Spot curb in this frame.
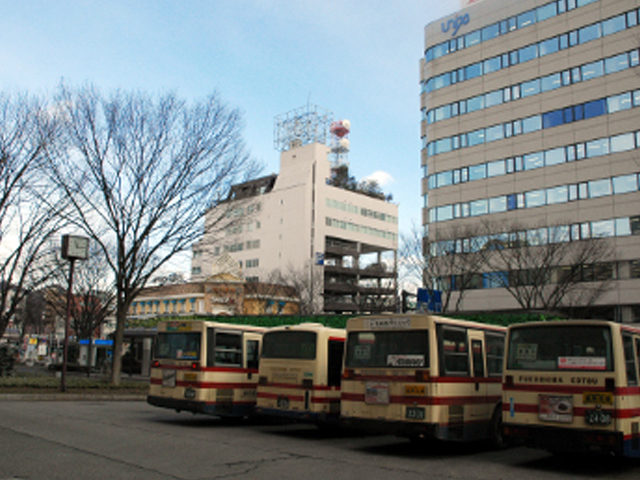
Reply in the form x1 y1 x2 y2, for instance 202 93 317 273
0 393 147 401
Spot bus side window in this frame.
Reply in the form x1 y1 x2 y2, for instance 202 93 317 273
486 333 505 377
246 339 259 370
328 340 344 387
215 332 242 367
623 335 638 386
207 328 216 367
471 339 485 378
440 326 469 377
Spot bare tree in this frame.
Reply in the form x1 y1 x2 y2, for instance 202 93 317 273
401 222 484 313
266 263 324 315
0 92 67 340
475 220 616 313
46 85 259 384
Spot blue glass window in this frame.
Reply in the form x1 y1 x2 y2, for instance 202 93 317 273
465 30 481 47
541 73 561 91
487 160 506 177
610 133 635 153
602 14 626 36
485 90 503 107
579 23 601 43
434 105 452 121
539 37 559 56
545 147 566 166
537 2 558 21
467 129 485 147
525 190 546 208
433 73 451 90
544 109 564 128
584 98 606 119
524 152 544 170
489 196 507 213
469 164 487 180
517 10 536 29
581 60 604 81
465 62 482 80
435 138 452 154
547 185 569 204
519 44 538 63
522 115 542 133
436 171 453 188
521 79 541 97
436 205 453 222
507 194 517 210
591 220 615 238
483 56 502 74
586 138 609 158
482 23 501 41
470 199 488 216
605 53 629 74
613 174 638 194
486 125 504 142
588 178 612 198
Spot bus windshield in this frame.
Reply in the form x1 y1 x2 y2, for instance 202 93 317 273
155 332 201 360
345 330 429 369
261 331 317 360
507 325 613 372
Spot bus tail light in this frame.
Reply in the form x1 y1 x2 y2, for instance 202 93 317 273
152 360 160 368
343 369 354 380
190 362 199 371
415 370 430 382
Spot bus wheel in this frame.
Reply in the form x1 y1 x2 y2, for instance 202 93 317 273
491 405 506 450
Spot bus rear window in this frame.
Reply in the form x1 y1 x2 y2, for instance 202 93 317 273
345 330 429 369
507 326 612 371
155 332 201 360
262 331 317 360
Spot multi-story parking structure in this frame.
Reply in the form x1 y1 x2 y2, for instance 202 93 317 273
422 0 640 320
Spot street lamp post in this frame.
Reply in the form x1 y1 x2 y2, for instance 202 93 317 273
60 235 89 393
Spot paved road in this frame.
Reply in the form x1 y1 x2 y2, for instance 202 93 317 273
1 400 639 480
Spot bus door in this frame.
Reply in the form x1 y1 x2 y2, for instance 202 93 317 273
468 331 489 419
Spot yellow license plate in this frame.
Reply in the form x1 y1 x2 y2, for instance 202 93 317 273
405 384 426 396
583 391 613 405
183 372 197 382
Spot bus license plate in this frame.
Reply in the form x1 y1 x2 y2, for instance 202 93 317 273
406 406 425 420
585 409 612 426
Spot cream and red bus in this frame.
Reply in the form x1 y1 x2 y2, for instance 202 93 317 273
341 314 506 444
255 323 345 425
503 320 640 457
148 320 265 417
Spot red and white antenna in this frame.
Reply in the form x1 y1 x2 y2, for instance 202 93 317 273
329 119 350 168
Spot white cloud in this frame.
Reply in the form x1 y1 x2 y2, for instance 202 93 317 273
363 170 395 187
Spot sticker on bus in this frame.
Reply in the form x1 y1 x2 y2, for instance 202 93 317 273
558 356 606 370
387 354 425 368
516 343 538 361
539 394 573 423
365 381 390 405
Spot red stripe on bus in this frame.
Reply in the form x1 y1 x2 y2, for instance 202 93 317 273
152 364 258 374
261 382 337 391
328 337 345 342
340 392 501 406
346 374 500 384
257 392 338 404
504 402 640 419
150 378 256 390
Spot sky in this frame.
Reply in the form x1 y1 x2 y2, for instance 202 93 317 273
0 0 458 236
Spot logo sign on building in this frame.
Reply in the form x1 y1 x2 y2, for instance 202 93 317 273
441 12 470 37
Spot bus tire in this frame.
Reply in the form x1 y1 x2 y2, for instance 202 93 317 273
491 404 506 450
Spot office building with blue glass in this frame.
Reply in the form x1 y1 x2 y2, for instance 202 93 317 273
421 0 640 320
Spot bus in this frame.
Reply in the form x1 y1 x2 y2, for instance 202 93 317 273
503 320 640 457
341 314 506 444
148 320 265 417
255 323 345 425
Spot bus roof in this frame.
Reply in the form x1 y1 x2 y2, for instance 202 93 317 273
508 319 640 334
264 322 345 338
156 319 267 333
346 314 505 333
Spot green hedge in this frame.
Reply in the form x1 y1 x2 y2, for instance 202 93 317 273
127 311 562 330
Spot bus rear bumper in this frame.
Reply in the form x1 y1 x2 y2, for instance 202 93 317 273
255 406 339 425
147 395 254 418
503 423 625 456
340 416 437 439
